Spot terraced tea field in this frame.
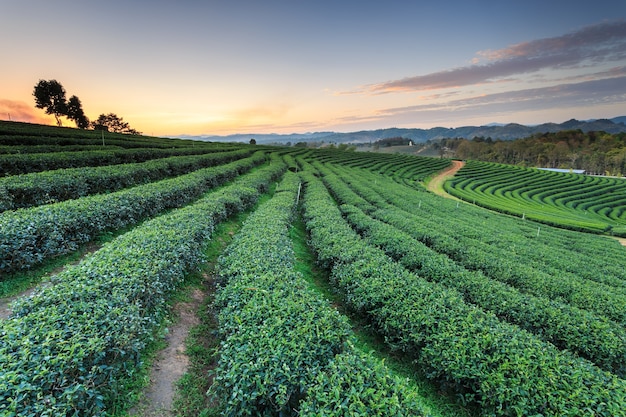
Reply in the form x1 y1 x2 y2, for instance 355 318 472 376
445 160 626 235
1 121 626 416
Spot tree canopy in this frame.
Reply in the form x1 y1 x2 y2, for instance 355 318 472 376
66 95 90 129
33 79 89 129
33 79 68 126
93 113 141 135
448 130 626 176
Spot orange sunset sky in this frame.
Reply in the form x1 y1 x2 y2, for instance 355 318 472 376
1 0 626 137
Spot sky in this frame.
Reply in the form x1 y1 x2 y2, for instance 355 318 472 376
1 0 626 136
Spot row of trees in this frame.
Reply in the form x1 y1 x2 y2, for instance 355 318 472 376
441 130 626 176
33 79 141 134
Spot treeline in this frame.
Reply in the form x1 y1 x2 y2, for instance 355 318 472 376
373 136 413 148
440 130 626 176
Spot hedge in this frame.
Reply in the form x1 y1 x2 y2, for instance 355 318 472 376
300 170 626 417
0 158 286 416
211 171 429 416
0 148 251 211
0 152 266 274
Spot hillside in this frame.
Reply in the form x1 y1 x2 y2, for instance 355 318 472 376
446 129 626 176
3 121 626 416
184 116 626 144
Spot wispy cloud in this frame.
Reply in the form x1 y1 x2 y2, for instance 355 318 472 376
359 20 626 94
376 76 626 119
0 99 54 124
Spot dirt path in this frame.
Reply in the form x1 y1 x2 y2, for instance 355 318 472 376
426 160 465 198
619 238 626 247
0 285 46 319
0 243 101 320
131 287 206 416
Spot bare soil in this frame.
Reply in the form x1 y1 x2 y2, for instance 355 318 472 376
131 287 206 416
426 160 465 199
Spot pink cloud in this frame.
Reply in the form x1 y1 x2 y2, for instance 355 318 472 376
360 20 626 94
0 99 55 125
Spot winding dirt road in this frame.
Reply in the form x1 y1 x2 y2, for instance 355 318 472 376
426 160 465 198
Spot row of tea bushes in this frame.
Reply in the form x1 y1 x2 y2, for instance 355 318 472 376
347 161 626 285
316 162 626 375
326 162 626 326
0 160 286 416
0 144 121 154
311 149 450 183
212 171 430 416
0 148 252 211
0 120 188 148
300 169 626 417
445 161 626 234
339 201 626 377
0 145 226 175
0 152 267 274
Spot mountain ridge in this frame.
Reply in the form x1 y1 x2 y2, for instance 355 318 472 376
182 117 626 144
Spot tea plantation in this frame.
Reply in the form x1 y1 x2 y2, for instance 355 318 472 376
445 160 626 235
1 121 626 416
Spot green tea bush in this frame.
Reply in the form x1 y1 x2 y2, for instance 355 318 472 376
0 148 250 211
0 146 225 175
339 202 626 377
212 171 429 416
0 160 286 416
300 172 626 417
0 152 266 274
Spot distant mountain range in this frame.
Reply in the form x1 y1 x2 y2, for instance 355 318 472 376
181 117 626 145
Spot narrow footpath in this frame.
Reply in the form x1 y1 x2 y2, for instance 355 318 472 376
131 287 205 416
425 160 465 198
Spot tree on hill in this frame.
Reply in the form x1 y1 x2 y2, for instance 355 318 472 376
92 113 141 135
33 79 89 129
33 79 68 126
66 95 90 129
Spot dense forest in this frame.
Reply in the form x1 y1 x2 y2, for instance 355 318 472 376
438 130 626 176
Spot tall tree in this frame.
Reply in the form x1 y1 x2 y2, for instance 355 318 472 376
33 79 68 126
66 95 90 129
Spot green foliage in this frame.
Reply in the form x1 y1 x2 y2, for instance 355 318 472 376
0 120 210 148
309 148 450 185
0 148 251 211
300 348 428 417
300 168 626 417
3 125 626 416
338 201 626 377
0 160 286 416
324 160 626 326
211 171 429 416
0 146 231 176
0 152 266 274
446 161 626 234
451 130 626 176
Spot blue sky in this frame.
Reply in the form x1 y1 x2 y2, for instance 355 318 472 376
1 0 625 135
